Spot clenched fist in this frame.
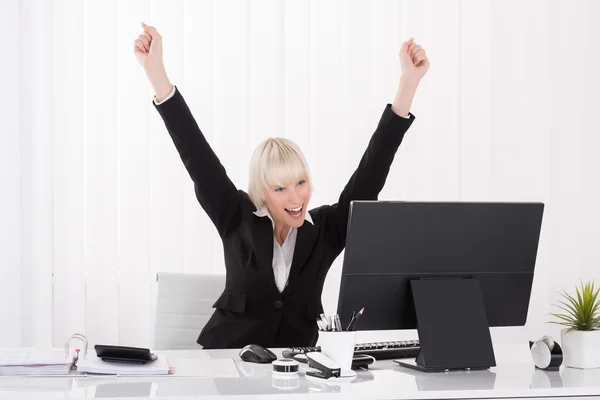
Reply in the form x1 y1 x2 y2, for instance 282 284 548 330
399 38 430 82
134 22 172 102
134 22 164 74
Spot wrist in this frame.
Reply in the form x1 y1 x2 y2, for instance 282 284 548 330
399 73 420 88
145 66 173 102
144 63 167 82
392 74 419 117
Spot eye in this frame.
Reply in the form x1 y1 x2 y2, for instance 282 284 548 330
298 180 306 186
275 187 285 192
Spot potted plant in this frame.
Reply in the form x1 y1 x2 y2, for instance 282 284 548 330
549 281 600 369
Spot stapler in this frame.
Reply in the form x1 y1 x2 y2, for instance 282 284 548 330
305 352 341 379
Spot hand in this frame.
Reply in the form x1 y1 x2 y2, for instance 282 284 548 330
134 22 173 102
134 22 164 74
391 38 429 117
399 38 430 82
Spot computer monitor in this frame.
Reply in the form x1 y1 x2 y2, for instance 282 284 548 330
337 201 544 372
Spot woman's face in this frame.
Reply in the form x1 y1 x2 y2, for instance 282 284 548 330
264 177 311 229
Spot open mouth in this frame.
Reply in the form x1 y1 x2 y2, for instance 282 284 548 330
285 205 303 218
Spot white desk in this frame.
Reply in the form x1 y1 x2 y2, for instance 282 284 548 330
0 344 599 399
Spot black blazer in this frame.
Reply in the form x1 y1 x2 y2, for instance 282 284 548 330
153 87 414 349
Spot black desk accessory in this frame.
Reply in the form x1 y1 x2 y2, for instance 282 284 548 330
239 344 277 364
305 352 341 379
354 340 420 360
337 201 544 373
530 337 563 371
282 347 375 370
395 278 496 372
94 345 157 364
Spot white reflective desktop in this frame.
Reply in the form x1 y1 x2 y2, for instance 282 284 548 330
1 345 600 399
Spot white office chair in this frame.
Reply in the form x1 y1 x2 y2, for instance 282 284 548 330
153 272 225 350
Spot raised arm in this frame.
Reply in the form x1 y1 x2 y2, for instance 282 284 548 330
391 38 429 117
135 23 174 102
325 38 430 249
135 23 240 238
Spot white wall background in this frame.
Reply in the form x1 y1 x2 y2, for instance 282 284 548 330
1 0 599 349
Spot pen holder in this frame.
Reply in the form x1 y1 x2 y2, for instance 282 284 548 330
317 331 357 372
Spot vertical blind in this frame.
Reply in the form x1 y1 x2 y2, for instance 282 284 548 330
1 0 599 348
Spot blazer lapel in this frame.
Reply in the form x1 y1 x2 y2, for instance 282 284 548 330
286 221 319 287
252 216 275 283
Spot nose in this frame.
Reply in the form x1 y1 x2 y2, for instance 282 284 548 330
287 187 302 205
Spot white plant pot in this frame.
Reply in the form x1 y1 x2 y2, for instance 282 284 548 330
561 328 600 369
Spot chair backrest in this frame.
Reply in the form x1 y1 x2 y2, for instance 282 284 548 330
153 272 225 350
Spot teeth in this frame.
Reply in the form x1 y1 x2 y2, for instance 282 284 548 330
286 206 302 212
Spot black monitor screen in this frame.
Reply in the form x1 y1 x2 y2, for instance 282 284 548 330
337 201 544 331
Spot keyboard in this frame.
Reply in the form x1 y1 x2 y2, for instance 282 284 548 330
354 340 420 360
282 340 420 361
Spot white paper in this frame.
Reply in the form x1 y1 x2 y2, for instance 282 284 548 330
170 358 239 378
76 355 170 375
0 348 71 366
0 348 73 375
0 364 72 376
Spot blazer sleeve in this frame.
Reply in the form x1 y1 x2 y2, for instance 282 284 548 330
325 104 415 249
153 86 240 238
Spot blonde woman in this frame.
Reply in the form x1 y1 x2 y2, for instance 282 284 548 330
134 22 429 349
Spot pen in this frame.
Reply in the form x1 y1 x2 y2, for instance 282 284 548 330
348 307 364 331
317 319 326 331
317 314 326 331
333 314 342 332
346 311 356 332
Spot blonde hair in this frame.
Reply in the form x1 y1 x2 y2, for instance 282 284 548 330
248 138 312 210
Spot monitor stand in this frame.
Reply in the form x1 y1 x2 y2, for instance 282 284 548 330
395 277 496 372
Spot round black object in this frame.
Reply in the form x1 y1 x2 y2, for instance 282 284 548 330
274 300 284 309
529 339 563 371
272 359 299 373
239 344 278 364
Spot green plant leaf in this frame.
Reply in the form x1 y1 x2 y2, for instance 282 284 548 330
547 321 576 327
575 284 583 305
582 283 593 321
549 313 576 324
585 283 600 323
590 301 600 317
556 301 578 318
557 300 577 315
552 310 575 323
561 290 585 322
587 284 600 319
575 285 587 322
549 281 600 330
